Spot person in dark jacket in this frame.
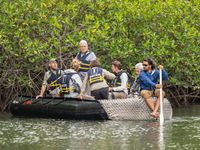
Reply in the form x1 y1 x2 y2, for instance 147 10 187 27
139 58 168 118
36 58 64 99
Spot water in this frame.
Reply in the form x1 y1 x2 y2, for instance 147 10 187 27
0 105 200 150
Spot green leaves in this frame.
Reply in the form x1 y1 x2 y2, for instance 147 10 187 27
1 0 200 92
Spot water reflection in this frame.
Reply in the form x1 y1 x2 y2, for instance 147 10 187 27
0 118 170 150
0 105 200 150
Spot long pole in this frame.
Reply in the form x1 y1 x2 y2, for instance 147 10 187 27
159 68 164 125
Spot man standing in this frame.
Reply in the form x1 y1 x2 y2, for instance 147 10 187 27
109 60 129 99
36 58 64 99
139 58 168 118
73 40 97 80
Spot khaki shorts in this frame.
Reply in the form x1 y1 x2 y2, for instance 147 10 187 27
141 89 165 99
110 92 128 99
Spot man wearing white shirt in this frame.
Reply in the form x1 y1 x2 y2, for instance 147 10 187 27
109 60 129 99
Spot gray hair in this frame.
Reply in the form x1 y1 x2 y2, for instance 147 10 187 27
135 62 143 70
79 40 88 45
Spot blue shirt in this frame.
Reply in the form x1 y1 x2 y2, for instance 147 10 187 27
139 69 168 91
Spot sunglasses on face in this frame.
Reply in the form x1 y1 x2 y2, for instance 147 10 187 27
143 64 148 67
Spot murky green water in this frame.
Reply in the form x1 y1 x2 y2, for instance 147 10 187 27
0 105 200 150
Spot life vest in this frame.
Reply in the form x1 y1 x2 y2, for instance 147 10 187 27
77 51 91 72
47 69 62 91
87 67 104 85
59 72 81 95
111 71 132 93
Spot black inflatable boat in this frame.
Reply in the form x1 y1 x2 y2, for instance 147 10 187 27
10 96 173 120
10 96 108 120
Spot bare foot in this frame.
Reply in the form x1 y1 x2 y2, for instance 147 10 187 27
151 112 159 119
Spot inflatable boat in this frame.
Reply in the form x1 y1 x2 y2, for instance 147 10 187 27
10 96 173 120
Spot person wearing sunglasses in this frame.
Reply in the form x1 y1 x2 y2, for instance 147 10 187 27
138 58 168 118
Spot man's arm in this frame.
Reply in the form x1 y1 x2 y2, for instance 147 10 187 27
36 84 47 99
87 52 97 61
72 74 83 88
162 70 168 81
157 65 168 81
80 74 88 95
112 73 128 92
36 72 48 99
139 72 156 88
103 69 116 80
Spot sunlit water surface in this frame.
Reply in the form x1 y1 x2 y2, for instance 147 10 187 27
0 105 200 150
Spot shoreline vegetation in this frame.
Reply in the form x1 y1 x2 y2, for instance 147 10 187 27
0 0 200 111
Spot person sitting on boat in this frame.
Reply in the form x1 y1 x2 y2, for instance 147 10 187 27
81 59 115 100
109 60 129 99
60 61 82 98
138 58 168 118
73 40 97 81
36 58 64 99
131 62 143 95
